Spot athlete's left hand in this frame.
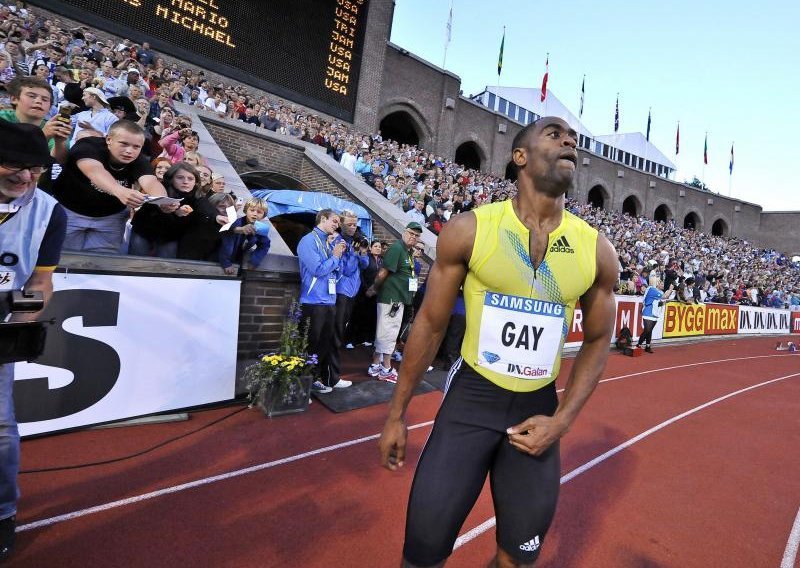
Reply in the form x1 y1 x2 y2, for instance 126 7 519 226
506 415 570 456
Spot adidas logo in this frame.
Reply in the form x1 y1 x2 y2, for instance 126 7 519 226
549 235 574 254
519 535 541 552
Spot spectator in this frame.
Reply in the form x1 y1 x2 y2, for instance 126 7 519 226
158 127 206 166
52 120 166 253
150 156 171 181
136 41 154 66
128 162 198 257
346 239 383 348
218 197 271 274
201 172 223 194
330 210 369 384
406 198 426 227
260 107 281 131
179 191 235 262
0 119 66 564
0 76 70 164
339 144 357 174
365 222 423 383
296 209 352 393
69 86 117 144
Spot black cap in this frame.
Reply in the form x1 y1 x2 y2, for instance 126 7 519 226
0 119 55 166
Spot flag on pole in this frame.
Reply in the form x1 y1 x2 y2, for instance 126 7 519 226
579 75 585 118
729 143 734 174
676 122 680 155
704 132 708 164
540 54 549 102
445 4 453 45
614 94 619 132
646 108 651 141
497 28 505 77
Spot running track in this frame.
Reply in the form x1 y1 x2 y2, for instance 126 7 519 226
10 336 800 567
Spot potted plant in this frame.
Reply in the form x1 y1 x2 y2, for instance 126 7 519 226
244 301 317 417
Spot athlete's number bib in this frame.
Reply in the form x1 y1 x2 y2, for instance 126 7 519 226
477 292 564 380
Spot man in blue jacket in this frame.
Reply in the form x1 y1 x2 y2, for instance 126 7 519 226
296 209 352 393
329 210 369 386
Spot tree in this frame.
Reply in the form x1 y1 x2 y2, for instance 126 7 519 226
686 177 710 192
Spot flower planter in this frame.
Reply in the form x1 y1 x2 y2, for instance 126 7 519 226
257 374 312 418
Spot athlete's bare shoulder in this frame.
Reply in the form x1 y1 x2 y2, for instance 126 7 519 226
436 210 477 267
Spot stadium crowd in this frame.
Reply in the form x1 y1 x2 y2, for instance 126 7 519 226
1 1 799 306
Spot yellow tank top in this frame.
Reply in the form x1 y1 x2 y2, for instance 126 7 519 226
460 200 598 392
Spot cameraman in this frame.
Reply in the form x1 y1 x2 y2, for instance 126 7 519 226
330 210 368 386
0 119 67 561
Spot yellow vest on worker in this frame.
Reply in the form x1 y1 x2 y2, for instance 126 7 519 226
460 200 598 392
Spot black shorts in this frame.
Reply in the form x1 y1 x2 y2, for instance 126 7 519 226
403 359 560 567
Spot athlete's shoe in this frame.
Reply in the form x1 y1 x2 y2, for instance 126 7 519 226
392 351 403 362
367 363 381 377
645 346 654 353
362 342 373 347
332 379 352 389
345 343 354 349
378 367 398 383
311 381 332 394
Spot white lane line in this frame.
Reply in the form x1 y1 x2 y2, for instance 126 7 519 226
16 353 795 534
782 507 800 568
453 371 800 551
554 353 794 394
17 422 434 532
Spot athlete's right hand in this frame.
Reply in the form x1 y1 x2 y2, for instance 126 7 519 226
378 417 407 471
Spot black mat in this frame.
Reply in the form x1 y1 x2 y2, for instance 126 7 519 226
313 377 439 413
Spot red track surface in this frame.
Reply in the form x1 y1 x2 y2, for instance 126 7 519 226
10 336 800 567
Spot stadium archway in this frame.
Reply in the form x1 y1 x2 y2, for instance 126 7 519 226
504 160 517 182
379 111 421 147
621 195 641 217
240 171 308 191
683 211 701 230
587 185 608 210
377 100 432 148
653 203 672 223
454 141 483 171
711 218 729 237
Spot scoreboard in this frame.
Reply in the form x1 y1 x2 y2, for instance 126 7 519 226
32 0 370 121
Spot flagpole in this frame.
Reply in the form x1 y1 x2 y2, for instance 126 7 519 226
543 53 549 116
728 141 734 197
497 26 504 92
644 107 650 177
442 0 453 69
702 131 707 189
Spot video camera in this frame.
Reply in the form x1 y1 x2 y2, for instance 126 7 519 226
0 290 49 365
352 228 370 250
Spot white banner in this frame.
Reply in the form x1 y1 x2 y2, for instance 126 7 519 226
737 305 790 335
14 273 240 437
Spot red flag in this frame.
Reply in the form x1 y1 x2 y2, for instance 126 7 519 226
540 54 549 102
675 122 680 155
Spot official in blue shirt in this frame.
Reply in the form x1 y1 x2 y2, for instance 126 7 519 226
637 277 674 353
296 209 350 393
329 210 369 386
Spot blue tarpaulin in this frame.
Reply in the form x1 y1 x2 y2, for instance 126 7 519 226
250 189 373 240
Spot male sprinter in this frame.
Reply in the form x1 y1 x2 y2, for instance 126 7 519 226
379 117 617 568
